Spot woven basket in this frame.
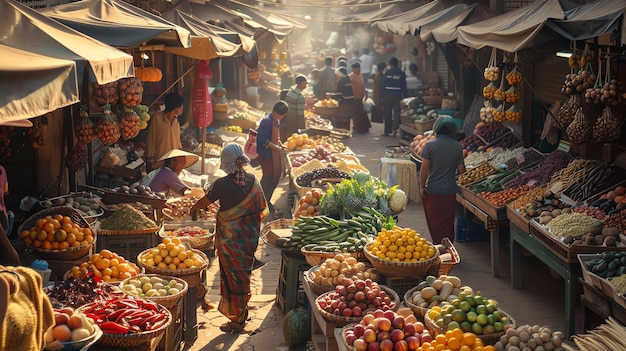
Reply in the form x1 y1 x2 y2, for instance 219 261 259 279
439 237 460 276
303 266 335 295
423 96 443 108
403 286 428 321
98 226 161 236
118 274 188 309
340 323 358 351
101 189 167 210
260 218 293 246
363 243 439 278
314 105 339 116
78 302 171 348
137 249 208 277
300 247 365 266
315 285 400 327
160 227 215 250
424 309 515 345
19 206 96 261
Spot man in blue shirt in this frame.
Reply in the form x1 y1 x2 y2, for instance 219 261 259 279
382 57 407 137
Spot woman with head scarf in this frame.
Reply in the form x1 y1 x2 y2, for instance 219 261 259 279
413 116 465 244
189 143 269 333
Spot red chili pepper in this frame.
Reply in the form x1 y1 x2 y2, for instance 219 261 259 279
128 317 145 326
146 318 168 331
108 309 130 321
115 300 140 309
127 309 153 319
138 312 165 327
100 321 129 334
129 325 142 333
136 299 158 311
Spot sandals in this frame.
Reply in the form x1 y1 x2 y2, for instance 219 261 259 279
220 322 245 334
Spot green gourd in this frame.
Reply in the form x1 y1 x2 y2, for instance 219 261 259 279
282 308 311 348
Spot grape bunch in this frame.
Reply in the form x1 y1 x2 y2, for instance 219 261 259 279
295 167 351 187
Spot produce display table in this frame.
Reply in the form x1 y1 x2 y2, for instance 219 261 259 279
580 278 626 330
302 275 339 351
456 193 509 276
509 222 581 337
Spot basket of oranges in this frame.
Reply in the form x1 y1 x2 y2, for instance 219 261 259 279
19 206 96 260
363 227 439 278
65 249 141 283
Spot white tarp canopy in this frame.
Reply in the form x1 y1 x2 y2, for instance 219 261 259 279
419 3 495 43
456 0 578 52
545 0 624 41
372 0 445 34
2 0 134 85
0 45 79 121
407 4 470 37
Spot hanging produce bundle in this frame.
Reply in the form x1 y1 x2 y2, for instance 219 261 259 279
492 103 505 122
565 107 591 144
91 81 119 106
119 107 141 140
562 45 595 96
598 49 625 106
96 103 121 145
557 94 579 129
479 101 494 123
585 48 604 105
30 117 47 150
505 66 522 85
74 106 96 144
592 106 621 143
65 141 88 172
118 77 143 107
483 48 499 81
504 86 521 103
133 104 151 130
482 82 496 100
133 66 162 82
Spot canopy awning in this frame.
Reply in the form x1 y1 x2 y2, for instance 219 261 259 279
372 0 446 34
420 3 495 43
407 4 470 37
456 0 578 52
40 0 191 49
1 0 133 85
0 45 80 121
545 0 624 41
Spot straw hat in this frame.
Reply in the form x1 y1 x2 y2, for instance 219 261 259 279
152 149 199 169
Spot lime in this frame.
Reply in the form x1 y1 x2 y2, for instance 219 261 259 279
493 310 503 320
466 311 478 323
474 295 484 306
459 301 471 313
494 321 503 332
475 304 488 315
443 314 453 326
486 303 497 313
483 324 495 335
487 314 496 325
435 318 444 328
446 305 456 314
476 313 489 326
471 322 483 335
458 292 467 301
451 309 466 323
447 321 460 331
464 296 476 307
460 321 472 332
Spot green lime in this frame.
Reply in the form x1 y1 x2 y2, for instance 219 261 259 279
458 292 467 301
435 318 444 328
471 322 483 335
443 314 453 326
459 301 471 313
460 321 472 332
465 296 476 307
493 321 503 332
447 321 460 331
475 304 488 315
451 309 466 323
466 311 477 323
474 295 484 306
487 314 496 325
476 313 489 326
493 310 503 320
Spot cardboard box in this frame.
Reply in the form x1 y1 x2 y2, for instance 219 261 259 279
265 228 293 246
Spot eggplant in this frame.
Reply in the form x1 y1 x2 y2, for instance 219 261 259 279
590 198 608 207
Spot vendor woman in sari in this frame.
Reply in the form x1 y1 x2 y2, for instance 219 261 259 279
189 143 268 334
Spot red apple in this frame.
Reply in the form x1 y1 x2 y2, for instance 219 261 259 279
355 291 366 302
348 300 358 309
378 318 392 332
353 324 365 337
355 280 366 290
363 329 377 343
383 310 396 322
390 328 405 342
392 316 406 329
343 308 353 317
383 296 392 306
347 284 357 294
368 341 381 351
333 308 340 315
394 339 408 351
345 333 358 345
362 314 375 326
366 290 377 300
353 306 362 317
414 322 425 333
382 305 391 311
377 331 390 342
405 336 420 351
366 323 378 332
374 309 385 318
420 332 433 343
353 339 368 351
336 286 347 296
338 302 347 311
403 323 416 336
365 278 373 287
380 339 394 351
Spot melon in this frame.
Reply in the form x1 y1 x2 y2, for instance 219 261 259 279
282 308 311 348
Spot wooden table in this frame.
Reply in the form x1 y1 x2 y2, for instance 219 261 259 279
509 222 581 337
455 193 509 276
302 275 339 351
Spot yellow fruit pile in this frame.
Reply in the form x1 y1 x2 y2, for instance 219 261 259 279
138 237 205 271
417 328 494 351
68 249 140 282
314 98 339 108
368 227 436 262
286 133 316 151
21 214 94 251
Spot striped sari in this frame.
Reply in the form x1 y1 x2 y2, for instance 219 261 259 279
216 179 268 325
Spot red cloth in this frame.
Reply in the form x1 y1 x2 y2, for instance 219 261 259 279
422 192 456 244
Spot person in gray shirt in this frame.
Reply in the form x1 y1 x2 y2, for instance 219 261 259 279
414 116 465 244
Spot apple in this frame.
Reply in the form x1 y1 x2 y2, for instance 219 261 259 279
362 314 375 325
363 329 377 343
383 310 396 322
366 290 377 300
338 302 347 311
353 339 368 351
382 305 391 311
348 300 358 309
383 296 392 306
331 300 339 309
394 339 408 351
390 329 405 342
377 318 392 332
347 284 357 294
355 291 366 302
380 339 394 351
365 278 373 287
420 332 433 343
368 341 381 351
345 333 357 345
414 322 424 333
374 297 382 307
377 331 390 342
353 324 365 337
366 323 378 332
392 316 406 329
405 336 420 350
353 306 362 317
54 313 70 326
343 308 353 317
403 323 415 336
374 309 385 318
336 286 347 295
355 280 366 290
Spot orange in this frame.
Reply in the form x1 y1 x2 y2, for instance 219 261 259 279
157 243 166 250
101 268 112 277
61 223 73 233
170 237 181 245
450 329 463 341
51 241 60 250
43 222 55 233
172 257 180 265
110 266 120 278
109 258 120 267
119 272 132 280
33 239 42 248
447 337 461 350
46 231 55 242
53 214 63 221
162 237 172 245
100 249 113 259
95 258 110 270
168 263 177 270
165 242 176 251
102 275 111 282
54 229 67 242
61 216 72 224
36 229 48 241
42 241 52 250
83 228 92 236
49 219 61 230
75 232 85 242
85 235 94 244
177 252 187 261
117 263 130 273
435 334 446 345
483 346 495 351
177 263 187 270
35 218 47 228
59 241 70 249
66 233 76 244
459 346 472 351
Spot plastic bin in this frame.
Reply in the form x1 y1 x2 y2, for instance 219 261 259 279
455 216 490 242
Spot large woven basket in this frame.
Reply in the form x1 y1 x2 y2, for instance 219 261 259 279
424 309 515 345
260 218 293 246
303 265 336 295
340 323 358 351
363 243 439 278
403 286 428 321
19 206 96 260
118 274 188 309
300 247 365 266
137 249 208 278
78 302 171 348
314 105 339 116
160 225 215 250
315 285 400 327
438 237 460 276
101 189 167 210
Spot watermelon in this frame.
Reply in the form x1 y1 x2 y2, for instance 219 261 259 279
282 308 311 348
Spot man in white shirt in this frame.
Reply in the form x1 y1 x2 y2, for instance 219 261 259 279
359 48 374 87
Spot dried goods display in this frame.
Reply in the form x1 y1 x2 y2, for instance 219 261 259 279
163 197 217 221
80 295 170 335
91 81 119 106
504 150 571 189
119 107 141 140
112 184 165 199
588 185 626 216
479 184 533 207
494 325 566 351
288 147 339 167
457 163 498 186
40 193 101 218
515 187 572 219
342 309 429 351
407 275 463 309
310 254 379 287
66 249 140 282
162 226 213 239
46 273 119 308
118 77 143 107
563 161 613 202
572 206 609 221
460 133 486 156
545 212 601 239
96 103 121 145
99 204 158 231
310 135 346 152
295 166 351 187
469 171 521 194
562 318 626 351
558 94 579 128
138 237 206 270
501 148 544 171
75 106 96 144
592 106 621 143
44 306 98 350
316 279 397 318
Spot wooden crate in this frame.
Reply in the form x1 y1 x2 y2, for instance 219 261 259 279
157 297 184 351
97 233 158 262
506 205 530 233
